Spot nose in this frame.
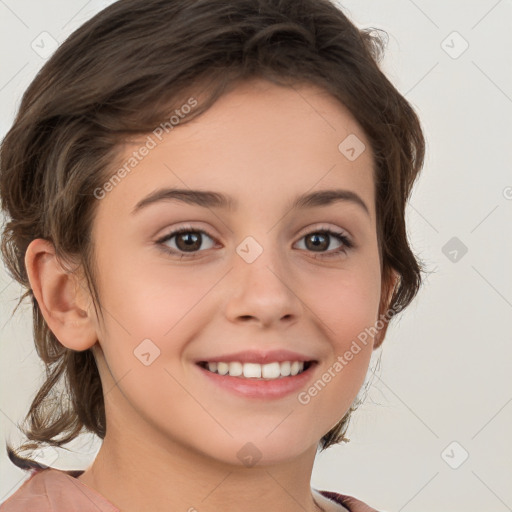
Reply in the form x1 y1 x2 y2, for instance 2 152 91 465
224 241 303 328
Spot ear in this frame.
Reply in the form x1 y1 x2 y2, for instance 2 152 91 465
25 239 97 351
373 268 399 350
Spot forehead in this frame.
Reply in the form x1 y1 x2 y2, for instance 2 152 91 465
98 78 375 223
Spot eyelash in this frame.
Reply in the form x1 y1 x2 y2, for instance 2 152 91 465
156 225 354 260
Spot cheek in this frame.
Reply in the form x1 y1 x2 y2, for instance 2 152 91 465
301 262 381 346
95 246 213 338
289 264 380 415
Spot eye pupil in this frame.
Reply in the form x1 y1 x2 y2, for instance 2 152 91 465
162 228 347 258
177 232 201 251
306 233 328 251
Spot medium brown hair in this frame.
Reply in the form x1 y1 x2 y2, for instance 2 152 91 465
0 0 426 470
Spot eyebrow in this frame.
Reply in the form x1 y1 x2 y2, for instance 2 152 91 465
131 188 370 217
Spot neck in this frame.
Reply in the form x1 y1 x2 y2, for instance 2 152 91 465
78 422 325 512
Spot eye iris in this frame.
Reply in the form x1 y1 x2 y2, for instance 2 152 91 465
306 232 328 251
176 232 201 251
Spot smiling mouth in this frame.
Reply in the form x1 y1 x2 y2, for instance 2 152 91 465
197 360 315 380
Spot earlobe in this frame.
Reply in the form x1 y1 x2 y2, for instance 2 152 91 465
373 269 399 350
24 239 97 352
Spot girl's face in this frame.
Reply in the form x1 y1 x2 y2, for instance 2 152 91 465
87 78 382 466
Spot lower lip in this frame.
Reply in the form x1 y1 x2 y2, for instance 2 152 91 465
196 363 316 399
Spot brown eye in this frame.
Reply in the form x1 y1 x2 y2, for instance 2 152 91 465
175 232 202 252
158 228 216 255
304 232 330 251
294 228 353 257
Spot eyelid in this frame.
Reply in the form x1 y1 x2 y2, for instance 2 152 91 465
155 222 216 240
155 223 351 243
295 222 350 238
155 225 218 246
155 222 354 258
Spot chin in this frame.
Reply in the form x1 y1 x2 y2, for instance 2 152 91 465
198 426 320 468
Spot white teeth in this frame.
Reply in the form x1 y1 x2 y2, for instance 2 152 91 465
243 363 262 378
228 361 243 377
217 362 229 375
262 362 281 379
280 361 291 376
203 360 309 379
290 361 302 376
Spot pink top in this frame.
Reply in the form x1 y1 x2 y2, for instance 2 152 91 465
0 468 380 511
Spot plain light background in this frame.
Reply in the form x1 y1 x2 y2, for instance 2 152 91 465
0 1 511 511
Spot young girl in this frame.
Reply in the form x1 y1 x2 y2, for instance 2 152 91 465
0 0 425 510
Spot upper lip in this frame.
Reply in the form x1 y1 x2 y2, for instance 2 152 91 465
195 349 318 365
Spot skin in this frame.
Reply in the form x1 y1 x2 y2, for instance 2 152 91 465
26 78 396 512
